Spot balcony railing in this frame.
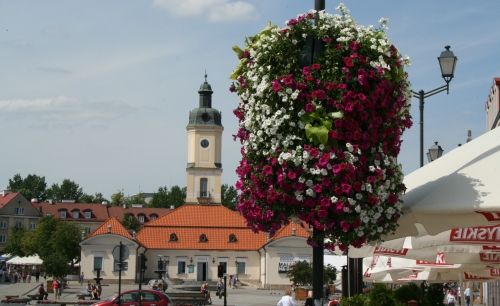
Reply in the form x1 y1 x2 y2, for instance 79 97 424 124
199 191 210 198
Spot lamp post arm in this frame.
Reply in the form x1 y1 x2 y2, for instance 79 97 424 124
411 83 449 99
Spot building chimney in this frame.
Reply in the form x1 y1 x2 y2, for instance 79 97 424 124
38 206 42 213
123 204 126 208
48 199 53 204
1 190 11 197
31 198 38 203
102 201 108 205
170 205 175 209
62 199 75 203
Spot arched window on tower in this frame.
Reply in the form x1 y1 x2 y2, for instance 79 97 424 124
200 178 208 198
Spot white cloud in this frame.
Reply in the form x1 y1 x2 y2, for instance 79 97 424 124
209 1 259 23
152 0 258 22
2 39 30 47
37 66 72 74
43 27 69 37
0 96 136 127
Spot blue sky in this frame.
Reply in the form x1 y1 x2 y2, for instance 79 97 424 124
0 0 499 199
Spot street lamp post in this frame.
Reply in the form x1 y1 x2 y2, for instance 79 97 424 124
413 46 457 167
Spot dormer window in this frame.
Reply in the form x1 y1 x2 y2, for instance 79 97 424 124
229 234 237 242
150 214 157 221
60 211 66 218
200 234 208 242
85 212 91 218
170 233 178 242
73 211 79 218
138 215 145 223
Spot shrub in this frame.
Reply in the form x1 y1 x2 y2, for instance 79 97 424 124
394 282 422 304
366 283 398 306
339 294 367 306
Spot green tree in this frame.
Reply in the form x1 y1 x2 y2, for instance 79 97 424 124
221 184 238 210
47 179 84 202
80 192 108 204
110 190 125 207
168 185 186 208
149 186 169 208
2 226 27 257
121 213 141 232
23 216 81 266
7 173 48 201
127 194 147 206
323 264 337 285
286 260 312 287
41 253 71 278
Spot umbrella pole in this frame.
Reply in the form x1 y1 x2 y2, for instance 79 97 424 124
459 273 465 306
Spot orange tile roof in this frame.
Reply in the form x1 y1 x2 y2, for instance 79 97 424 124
86 217 133 240
0 192 18 208
145 204 247 228
137 204 268 250
38 202 110 222
271 222 311 241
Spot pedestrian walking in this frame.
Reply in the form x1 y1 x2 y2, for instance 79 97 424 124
80 272 84 285
35 270 40 283
277 289 297 306
53 278 60 299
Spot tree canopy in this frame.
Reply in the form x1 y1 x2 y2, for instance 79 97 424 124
221 184 238 210
2 226 27 257
121 213 141 232
46 179 84 202
148 186 169 208
167 185 186 208
7 174 47 201
23 216 81 277
80 192 109 204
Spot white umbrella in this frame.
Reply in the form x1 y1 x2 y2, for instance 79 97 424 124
6 255 42 265
387 127 500 240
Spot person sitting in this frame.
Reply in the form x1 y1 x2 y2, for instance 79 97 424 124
96 284 102 299
38 284 48 300
85 282 93 296
200 283 212 304
91 284 99 300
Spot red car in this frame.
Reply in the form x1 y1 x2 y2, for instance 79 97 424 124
92 290 172 306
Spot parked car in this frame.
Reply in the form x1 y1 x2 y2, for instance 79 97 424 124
92 290 172 306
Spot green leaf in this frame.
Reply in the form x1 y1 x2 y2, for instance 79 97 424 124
229 58 248 80
305 124 329 145
232 45 244 57
320 118 332 130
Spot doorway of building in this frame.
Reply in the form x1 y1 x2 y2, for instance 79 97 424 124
197 262 207 281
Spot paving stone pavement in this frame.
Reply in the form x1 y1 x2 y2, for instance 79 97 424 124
0 280 324 306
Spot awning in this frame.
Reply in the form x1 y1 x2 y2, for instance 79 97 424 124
6 255 43 265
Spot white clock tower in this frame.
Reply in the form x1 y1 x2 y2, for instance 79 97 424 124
185 74 223 204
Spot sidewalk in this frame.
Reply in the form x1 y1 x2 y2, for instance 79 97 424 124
0 280 293 306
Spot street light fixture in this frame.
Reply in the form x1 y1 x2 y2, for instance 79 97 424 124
427 142 444 163
413 46 457 167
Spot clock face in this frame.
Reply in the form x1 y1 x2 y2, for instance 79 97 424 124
201 139 209 148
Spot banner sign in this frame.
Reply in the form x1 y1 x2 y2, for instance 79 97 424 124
278 256 310 273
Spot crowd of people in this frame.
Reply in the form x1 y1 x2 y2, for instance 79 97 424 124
1 265 43 283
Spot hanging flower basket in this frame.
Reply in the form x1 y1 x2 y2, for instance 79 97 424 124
230 4 412 249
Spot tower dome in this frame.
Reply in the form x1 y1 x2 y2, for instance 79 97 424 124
187 73 222 127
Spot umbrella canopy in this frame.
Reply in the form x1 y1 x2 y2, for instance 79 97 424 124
6 255 42 265
388 127 500 240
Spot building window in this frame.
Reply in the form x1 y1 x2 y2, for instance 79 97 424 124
138 215 145 223
151 215 157 220
0 221 6 229
236 260 246 274
14 208 24 215
0 235 5 243
229 234 237 242
170 233 178 242
200 234 208 242
85 212 91 218
60 211 66 218
94 256 103 271
200 178 208 197
177 259 186 274
85 227 92 235
30 222 36 229
15 221 23 228
73 211 79 218
46 213 51 216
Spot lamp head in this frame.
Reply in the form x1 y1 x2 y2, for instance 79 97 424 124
438 45 457 84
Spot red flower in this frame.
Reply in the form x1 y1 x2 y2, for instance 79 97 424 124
312 63 320 70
